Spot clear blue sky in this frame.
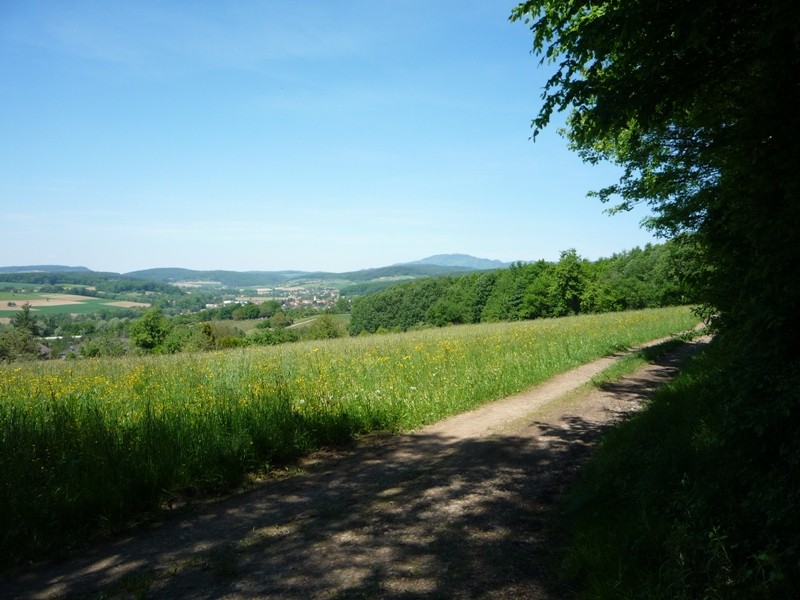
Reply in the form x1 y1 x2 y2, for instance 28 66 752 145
0 1 657 274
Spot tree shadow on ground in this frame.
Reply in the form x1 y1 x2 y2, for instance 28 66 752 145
593 337 707 418
2 414 609 599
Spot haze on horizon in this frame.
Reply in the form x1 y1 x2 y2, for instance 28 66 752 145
0 1 658 274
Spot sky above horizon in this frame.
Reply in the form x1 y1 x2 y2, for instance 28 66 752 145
0 1 659 274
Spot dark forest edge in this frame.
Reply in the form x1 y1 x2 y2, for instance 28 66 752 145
510 0 800 596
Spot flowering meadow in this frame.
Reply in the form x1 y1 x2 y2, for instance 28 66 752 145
0 307 697 565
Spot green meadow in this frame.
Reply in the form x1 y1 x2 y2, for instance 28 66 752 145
0 306 697 567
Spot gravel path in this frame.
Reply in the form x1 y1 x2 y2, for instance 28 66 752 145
1 337 709 599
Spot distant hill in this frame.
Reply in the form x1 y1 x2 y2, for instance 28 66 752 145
400 254 512 270
124 264 477 288
0 265 93 274
1 255 510 290
123 268 299 287
333 263 475 281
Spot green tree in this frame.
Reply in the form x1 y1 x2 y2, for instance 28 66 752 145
12 303 39 336
232 303 260 320
333 297 351 314
349 278 450 334
481 263 528 321
511 1 800 594
258 300 283 318
468 271 497 323
79 333 127 358
550 249 588 316
510 0 800 357
522 266 557 319
128 308 171 351
427 297 464 327
268 310 292 329
304 315 346 340
0 326 37 362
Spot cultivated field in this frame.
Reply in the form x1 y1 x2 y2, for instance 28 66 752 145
0 306 698 567
0 292 149 315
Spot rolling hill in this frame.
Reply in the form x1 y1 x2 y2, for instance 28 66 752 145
1 255 509 290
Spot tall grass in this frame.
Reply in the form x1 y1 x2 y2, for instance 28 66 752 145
554 339 799 598
0 307 696 567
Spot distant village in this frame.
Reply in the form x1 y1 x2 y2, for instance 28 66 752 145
203 286 341 311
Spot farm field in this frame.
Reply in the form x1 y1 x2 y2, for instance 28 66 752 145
0 292 149 315
0 306 698 567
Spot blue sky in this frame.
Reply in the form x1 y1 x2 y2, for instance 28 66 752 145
0 1 657 273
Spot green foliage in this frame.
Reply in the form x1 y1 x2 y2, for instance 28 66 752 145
549 249 588 316
11 303 40 336
339 280 407 297
349 277 452 334
267 310 292 328
303 315 347 340
79 333 128 358
258 300 282 318
0 326 37 362
481 262 531 321
152 321 243 353
510 0 800 358
128 308 171 351
159 326 197 354
350 243 695 334
333 297 351 313
0 303 41 362
557 344 800 598
510 0 800 596
231 303 261 320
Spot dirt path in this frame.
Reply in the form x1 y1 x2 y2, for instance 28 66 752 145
1 337 709 599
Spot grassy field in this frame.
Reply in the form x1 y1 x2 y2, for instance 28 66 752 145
288 313 351 329
230 313 351 332
0 306 698 567
0 282 34 291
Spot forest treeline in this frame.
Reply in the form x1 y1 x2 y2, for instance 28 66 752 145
350 240 699 334
0 271 183 296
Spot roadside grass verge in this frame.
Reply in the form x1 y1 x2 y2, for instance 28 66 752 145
516 337 694 423
587 336 692 388
0 307 697 568
553 339 799 598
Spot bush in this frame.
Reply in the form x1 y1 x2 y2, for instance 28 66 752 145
303 315 346 340
556 342 800 598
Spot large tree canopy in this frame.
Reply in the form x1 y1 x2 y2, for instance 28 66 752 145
511 3 800 593
511 0 800 357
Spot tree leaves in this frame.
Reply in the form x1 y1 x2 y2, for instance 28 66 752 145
512 0 800 359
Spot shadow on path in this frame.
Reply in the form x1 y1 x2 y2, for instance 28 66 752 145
3 425 604 599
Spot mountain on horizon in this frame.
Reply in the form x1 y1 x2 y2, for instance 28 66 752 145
0 254 510 287
400 253 512 270
0 265 93 274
